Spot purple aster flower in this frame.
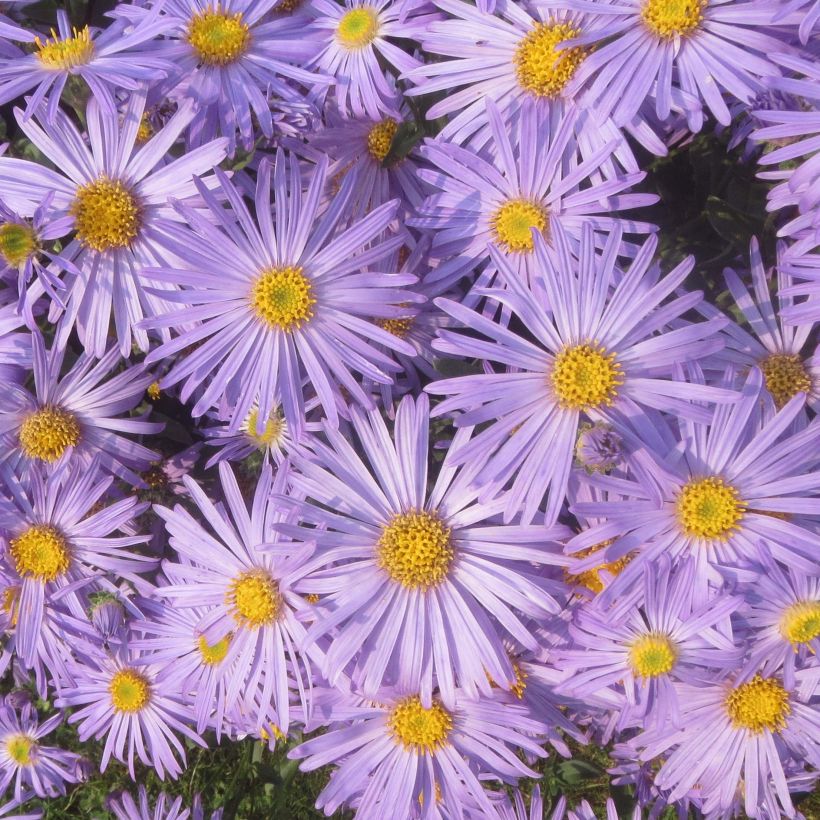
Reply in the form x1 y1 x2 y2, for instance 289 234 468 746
0 332 161 484
141 151 418 433
779 233 820 327
0 702 83 803
0 91 227 356
280 393 571 706
153 461 320 735
55 641 205 780
574 422 625 475
0 9 174 121
108 787 222 820
289 687 547 819
428 224 732 524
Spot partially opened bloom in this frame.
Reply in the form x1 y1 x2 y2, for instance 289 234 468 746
428 225 732 524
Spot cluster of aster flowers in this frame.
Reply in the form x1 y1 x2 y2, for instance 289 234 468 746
0 0 818 817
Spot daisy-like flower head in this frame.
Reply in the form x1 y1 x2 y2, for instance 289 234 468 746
428 223 734 524
0 332 161 484
0 9 175 121
0 461 156 672
56 641 205 780
107 787 221 820
153 461 320 735
0 91 228 357
412 98 657 293
142 150 419 434
633 669 820 818
281 393 571 707
289 687 548 819
0 702 82 803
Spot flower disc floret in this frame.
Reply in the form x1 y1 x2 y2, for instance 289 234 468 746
109 669 151 714
676 477 746 540
760 353 812 408
725 676 790 734
250 266 315 331
6 735 35 766
388 696 452 752
492 199 548 253
377 511 454 589
367 119 398 162
0 223 38 267
70 177 140 252
198 634 232 664
628 634 678 678
18 406 81 463
244 408 286 448
187 7 250 66
228 569 281 627
10 525 70 583
551 344 623 410
514 23 587 98
337 7 379 49
780 601 820 645
641 0 705 39
35 26 95 69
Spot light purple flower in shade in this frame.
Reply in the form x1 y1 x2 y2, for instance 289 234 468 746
280 393 571 707
0 9 174 121
0 332 161 484
632 669 820 818
141 151 418 434
427 224 733 524
289 687 548 819
55 642 205 780
567 369 820 604
0 92 227 356
0 702 83 802
545 0 786 131
411 98 657 292
555 556 743 732
0 461 155 671
153 461 321 735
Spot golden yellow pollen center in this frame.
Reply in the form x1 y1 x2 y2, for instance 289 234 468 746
9 525 70 583
188 6 250 65
136 113 154 144
377 315 414 339
198 633 232 665
367 119 398 162
676 477 746 540
0 223 38 268
514 22 587 98
565 539 631 594
35 26 95 69
250 266 315 331
71 177 140 252
244 408 286 449
18 406 81 463
109 669 151 713
726 676 790 734
551 344 623 410
388 696 452 752
337 7 379 49
6 735 35 767
147 381 161 401
491 199 548 253
641 0 705 38
780 600 820 646
759 353 812 408
629 634 678 678
377 511 454 590
228 569 281 627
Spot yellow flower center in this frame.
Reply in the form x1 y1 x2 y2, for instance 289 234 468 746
377 511 454 590
676 477 746 540
250 266 315 331
367 118 398 162
388 696 452 752
136 113 154 144
641 0 705 38
337 7 379 49
377 316 414 339
188 6 250 65
276 0 304 11
565 539 631 594
198 633 232 665
6 735 35 766
759 353 812 408
2 586 20 627
10 525 70 583
551 344 623 410
147 381 162 401
514 22 587 98
71 177 140 252
0 223 38 267
109 669 151 713
18 406 81 463
491 199 548 253
244 408 286 449
228 569 281 627
780 600 820 646
725 676 790 734
35 26 95 69
628 634 678 678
